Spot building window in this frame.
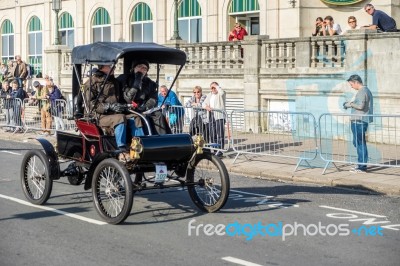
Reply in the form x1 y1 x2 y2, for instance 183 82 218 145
228 0 260 35
92 7 111 42
1 19 14 63
178 0 202 43
59 12 75 48
28 16 43 76
131 3 153 42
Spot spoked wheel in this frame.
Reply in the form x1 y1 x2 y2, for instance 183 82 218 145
20 150 53 205
187 152 230 212
92 158 133 224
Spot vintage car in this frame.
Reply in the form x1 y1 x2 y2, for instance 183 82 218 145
20 42 230 224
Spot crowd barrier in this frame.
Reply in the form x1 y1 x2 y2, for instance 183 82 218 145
319 113 400 174
166 105 229 153
229 110 318 171
0 97 24 133
0 97 73 135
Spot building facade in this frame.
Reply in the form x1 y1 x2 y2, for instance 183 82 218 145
1 0 399 75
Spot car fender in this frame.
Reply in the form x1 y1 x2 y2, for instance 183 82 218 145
36 138 61 180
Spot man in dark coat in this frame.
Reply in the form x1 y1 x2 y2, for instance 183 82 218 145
84 64 143 161
118 60 171 135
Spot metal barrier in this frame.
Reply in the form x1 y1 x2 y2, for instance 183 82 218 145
229 110 318 171
0 97 24 133
167 105 230 153
319 113 400 174
21 98 73 135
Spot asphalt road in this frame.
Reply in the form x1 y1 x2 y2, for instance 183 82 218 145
0 139 399 266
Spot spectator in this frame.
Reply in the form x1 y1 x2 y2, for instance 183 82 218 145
344 16 360 34
25 64 34 93
185 85 207 136
343 74 373 173
322 15 342 36
9 55 28 88
1 80 13 132
31 81 51 135
119 60 170 135
83 64 143 162
228 23 248 41
363 4 398 32
312 17 325 36
203 81 226 156
47 82 65 134
8 80 27 133
158 85 184 134
0 62 8 82
44 75 53 87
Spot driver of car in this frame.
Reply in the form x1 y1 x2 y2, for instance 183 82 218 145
118 60 171 135
84 64 144 162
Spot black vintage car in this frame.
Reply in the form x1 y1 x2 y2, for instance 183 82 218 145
20 42 230 224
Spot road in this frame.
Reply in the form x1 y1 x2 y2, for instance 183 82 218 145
0 139 399 266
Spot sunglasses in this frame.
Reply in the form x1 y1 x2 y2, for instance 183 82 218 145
348 20 356 23
365 8 372 12
193 91 201 93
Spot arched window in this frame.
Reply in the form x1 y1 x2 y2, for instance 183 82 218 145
228 0 259 35
131 3 153 42
92 7 111 42
28 16 43 76
1 19 14 62
178 0 202 43
59 12 75 48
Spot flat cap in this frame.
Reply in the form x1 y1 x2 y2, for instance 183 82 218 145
33 81 41 87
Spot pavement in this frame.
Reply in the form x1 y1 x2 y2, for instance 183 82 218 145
2 130 400 196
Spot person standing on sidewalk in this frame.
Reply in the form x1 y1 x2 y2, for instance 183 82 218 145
343 75 373 173
203 81 226 156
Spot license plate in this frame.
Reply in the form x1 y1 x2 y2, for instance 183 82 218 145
155 163 168 183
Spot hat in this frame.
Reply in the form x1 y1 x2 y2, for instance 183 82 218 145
33 81 41 87
347 74 363 83
132 59 150 70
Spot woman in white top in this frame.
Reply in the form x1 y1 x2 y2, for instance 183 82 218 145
202 81 226 155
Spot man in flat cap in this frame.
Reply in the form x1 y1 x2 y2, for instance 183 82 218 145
343 74 373 173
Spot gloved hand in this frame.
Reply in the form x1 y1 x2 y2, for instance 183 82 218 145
105 102 127 113
343 102 352 109
136 104 147 112
123 87 137 103
132 72 144 89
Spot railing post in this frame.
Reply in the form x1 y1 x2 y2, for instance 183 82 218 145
241 35 269 132
44 44 69 90
343 29 374 85
296 37 311 68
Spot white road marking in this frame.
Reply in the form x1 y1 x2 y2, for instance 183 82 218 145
230 189 269 197
0 194 107 225
222 256 263 266
0 150 21 156
320 205 386 218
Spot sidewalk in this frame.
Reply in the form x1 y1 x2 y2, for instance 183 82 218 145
3 130 400 196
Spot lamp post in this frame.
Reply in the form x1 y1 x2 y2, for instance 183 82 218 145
52 0 62 45
170 0 182 40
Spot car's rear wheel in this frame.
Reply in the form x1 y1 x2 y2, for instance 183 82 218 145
20 150 53 205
